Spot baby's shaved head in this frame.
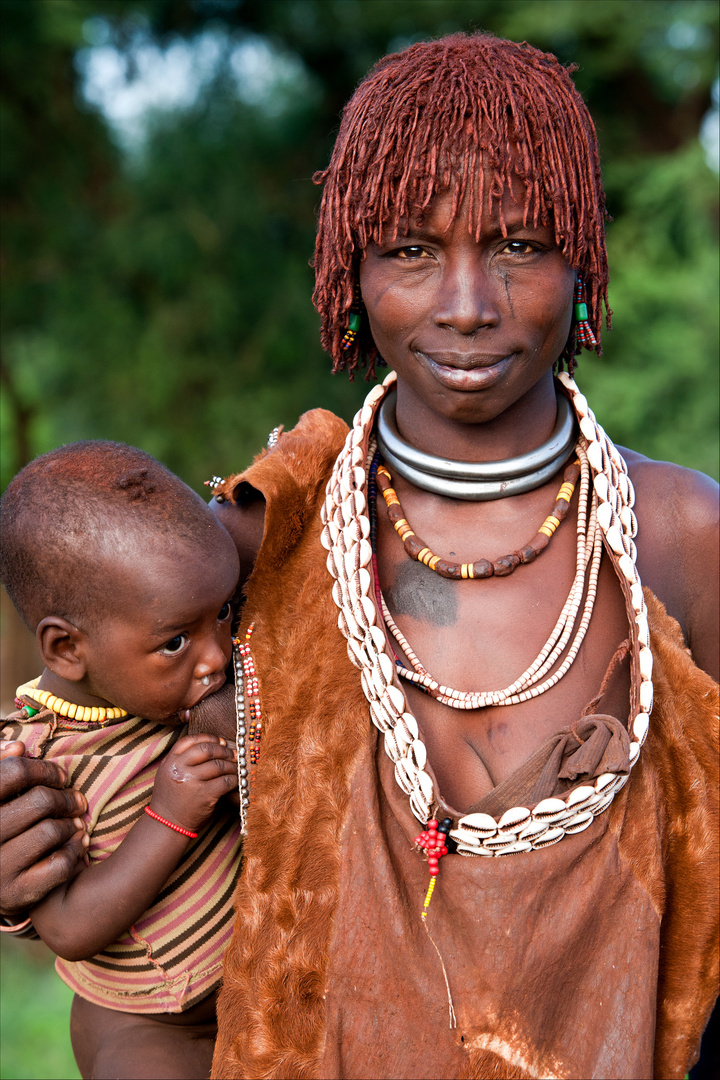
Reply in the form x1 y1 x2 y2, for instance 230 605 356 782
0 441 226 631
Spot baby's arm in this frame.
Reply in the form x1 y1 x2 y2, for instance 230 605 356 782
30 733 236 961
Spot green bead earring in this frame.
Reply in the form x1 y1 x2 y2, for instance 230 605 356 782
341 283 363 350
574 279 597 350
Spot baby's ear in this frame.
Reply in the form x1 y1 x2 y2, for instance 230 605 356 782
36 617 88 681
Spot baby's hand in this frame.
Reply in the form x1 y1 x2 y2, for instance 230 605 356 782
149 734 237 835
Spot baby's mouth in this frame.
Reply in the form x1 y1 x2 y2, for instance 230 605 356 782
179 676 227 720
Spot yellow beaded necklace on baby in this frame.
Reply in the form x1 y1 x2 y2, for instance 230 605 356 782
15 678 127 722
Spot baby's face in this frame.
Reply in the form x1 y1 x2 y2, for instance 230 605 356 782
80 532 240 722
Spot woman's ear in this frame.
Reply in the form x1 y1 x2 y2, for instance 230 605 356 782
36 617 89 682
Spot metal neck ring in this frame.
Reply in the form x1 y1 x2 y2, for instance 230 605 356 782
375 387 578 501
377 387 576 481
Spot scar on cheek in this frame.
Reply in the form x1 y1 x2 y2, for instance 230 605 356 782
169 763 190 783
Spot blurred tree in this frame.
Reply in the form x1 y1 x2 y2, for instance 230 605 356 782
0 5 718 1079
1 0 718 494
1 0 119 481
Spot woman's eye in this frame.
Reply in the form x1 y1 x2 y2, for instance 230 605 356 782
502 240 536 255
395 245 430 259
218 602 232 622
159 635 188 656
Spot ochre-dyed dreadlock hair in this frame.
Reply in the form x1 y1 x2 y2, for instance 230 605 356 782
313 32 610 379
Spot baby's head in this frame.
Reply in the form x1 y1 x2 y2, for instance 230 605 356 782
0 441 239 721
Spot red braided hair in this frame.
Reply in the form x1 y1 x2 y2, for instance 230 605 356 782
313 32 611 378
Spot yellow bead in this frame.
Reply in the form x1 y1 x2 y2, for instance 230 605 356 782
539 515 560 537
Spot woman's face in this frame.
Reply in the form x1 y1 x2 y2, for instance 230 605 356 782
359 180 576 427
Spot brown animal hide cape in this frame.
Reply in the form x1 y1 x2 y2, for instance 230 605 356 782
212 409 719 1080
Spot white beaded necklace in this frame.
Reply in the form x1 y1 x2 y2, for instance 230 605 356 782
322 371 653 856
381 444 604 708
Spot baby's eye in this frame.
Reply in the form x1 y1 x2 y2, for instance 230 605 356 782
159 634 188 656
218 602 232 622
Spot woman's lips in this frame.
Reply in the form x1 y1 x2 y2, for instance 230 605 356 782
416 350 514 391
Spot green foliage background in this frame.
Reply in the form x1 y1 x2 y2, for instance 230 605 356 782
0 2 718 1078
1 0 718 499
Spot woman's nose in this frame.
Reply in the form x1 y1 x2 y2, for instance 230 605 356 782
433 260 501 335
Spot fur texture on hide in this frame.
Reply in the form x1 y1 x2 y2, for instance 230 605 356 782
211 410 719 1080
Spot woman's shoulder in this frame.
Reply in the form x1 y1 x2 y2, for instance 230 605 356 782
622 448 718 560
622 448 718 510
620 447 718 678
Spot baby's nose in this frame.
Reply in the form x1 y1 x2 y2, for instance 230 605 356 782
195 640 228 681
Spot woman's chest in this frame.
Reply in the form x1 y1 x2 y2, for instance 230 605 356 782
376 518 632 811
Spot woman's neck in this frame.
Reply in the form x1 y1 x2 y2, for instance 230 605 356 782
393 370 559 464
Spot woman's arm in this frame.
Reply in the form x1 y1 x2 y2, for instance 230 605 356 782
0 744 88 919
676 471 719 681
629 456 719 681
30 733 237 961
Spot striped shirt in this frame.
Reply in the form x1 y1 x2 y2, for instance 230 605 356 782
2 702 242 1014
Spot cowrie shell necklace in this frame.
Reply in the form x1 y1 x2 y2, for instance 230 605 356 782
322 370 652 855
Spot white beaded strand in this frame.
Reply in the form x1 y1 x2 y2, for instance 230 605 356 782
233 643 250 834
381 447 605 708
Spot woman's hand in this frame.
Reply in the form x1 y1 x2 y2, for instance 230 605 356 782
0 741 89 917
148 733 237 834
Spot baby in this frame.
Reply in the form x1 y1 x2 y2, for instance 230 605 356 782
0 440 243 1080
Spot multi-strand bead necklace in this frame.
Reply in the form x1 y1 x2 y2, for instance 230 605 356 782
322 371 652 888
376 445 604 710
232 624 262 834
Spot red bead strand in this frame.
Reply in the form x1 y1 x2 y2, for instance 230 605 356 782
235 624 262 773
415 817 452 918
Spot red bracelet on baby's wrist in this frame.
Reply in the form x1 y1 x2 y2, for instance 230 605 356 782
0 915 39 938
144 806 197 839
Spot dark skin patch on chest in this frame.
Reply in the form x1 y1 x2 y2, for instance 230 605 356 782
385 559 459 627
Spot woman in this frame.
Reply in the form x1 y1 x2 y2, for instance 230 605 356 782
2 32 718 1080
207 34 718 1080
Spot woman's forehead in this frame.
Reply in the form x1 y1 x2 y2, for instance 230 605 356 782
374 168 552 242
